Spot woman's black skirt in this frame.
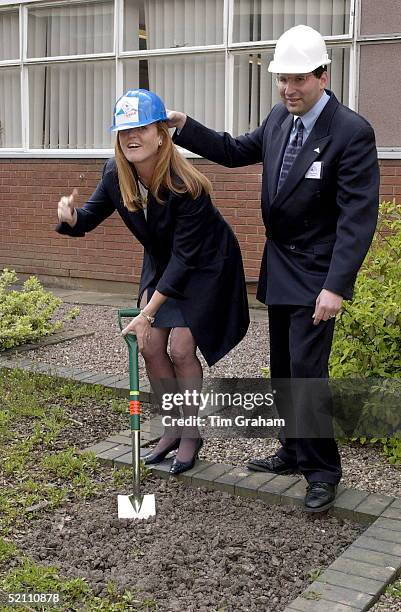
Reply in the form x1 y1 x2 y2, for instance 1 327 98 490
146 286 187 328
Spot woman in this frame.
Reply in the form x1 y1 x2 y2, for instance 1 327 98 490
57 89 249 474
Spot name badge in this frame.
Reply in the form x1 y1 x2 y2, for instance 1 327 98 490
305 161 322 179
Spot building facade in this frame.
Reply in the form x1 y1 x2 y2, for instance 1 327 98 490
0 0 400 293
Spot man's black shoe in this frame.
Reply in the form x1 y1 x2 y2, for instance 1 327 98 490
304 482 337 513
246 454 297 475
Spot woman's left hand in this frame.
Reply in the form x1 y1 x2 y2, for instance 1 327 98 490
121 315 151 352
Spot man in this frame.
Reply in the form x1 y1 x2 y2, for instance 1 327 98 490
167 25 379 512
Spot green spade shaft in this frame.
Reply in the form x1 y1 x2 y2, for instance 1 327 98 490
118 308 142 497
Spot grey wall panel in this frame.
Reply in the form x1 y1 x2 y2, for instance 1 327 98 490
361 0 401 35
359 42 401 147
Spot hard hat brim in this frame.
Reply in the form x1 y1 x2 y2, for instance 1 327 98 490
109 117 167 132
268 58 331 74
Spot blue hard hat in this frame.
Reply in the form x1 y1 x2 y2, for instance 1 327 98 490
110 89 168 132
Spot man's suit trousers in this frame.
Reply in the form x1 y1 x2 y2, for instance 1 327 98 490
268 305 341 484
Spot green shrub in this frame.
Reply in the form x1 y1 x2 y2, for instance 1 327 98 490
0 269 62 350
330 200 401 464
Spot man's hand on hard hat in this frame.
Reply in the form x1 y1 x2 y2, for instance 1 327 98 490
166 109 187 132
58 188 78 227
312 289 343 326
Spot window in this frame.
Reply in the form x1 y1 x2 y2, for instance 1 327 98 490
123 0 224 50
27 2 114 57
0 0 355 153
25 1 115 150
0 9 21 147
28 61 115 149
122 0 226 131
0 68 21 147
0 9 19 61
232 0 351 42
123 53 226 130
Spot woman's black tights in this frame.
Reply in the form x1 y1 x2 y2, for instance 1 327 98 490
141 325 203 463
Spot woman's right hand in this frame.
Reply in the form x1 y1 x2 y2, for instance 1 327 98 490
57 188 78 227
121 314 151 353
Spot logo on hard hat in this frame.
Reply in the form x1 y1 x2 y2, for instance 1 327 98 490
121 102 138 118
116 96 139 125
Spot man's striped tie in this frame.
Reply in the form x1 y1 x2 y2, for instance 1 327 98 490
277 117 304 193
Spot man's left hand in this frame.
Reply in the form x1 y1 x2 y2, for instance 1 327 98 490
312 289 343 326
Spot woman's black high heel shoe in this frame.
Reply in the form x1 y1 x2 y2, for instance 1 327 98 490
169 438 204 475
142 438 180 465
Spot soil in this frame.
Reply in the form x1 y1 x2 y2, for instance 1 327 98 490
0 368 379 612
20 471 364 612
47 395 131 451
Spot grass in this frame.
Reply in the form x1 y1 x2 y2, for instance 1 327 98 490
385 578 401 599
307 568 323 582
0 367 155 611
0 369 109 535
0 538 18 564
0 556 158 610
301 590 322 601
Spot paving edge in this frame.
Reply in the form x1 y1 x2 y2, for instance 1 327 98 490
0 355 152 402
0 327 95 355
2 358 401 610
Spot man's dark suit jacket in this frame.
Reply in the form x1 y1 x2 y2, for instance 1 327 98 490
56 159 249 366
174 90 380 306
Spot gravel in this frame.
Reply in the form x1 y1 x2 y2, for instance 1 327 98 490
24 303 269 379
371 590 401 612
16 302 401 498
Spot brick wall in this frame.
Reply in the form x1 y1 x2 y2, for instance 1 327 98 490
0 158 399 293
378 160 401 200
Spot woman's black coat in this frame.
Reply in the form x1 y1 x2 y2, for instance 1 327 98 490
56 159 249 366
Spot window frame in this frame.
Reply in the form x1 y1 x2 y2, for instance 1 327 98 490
2 0 395 159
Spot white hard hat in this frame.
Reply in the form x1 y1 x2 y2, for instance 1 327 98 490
268 25 331 74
